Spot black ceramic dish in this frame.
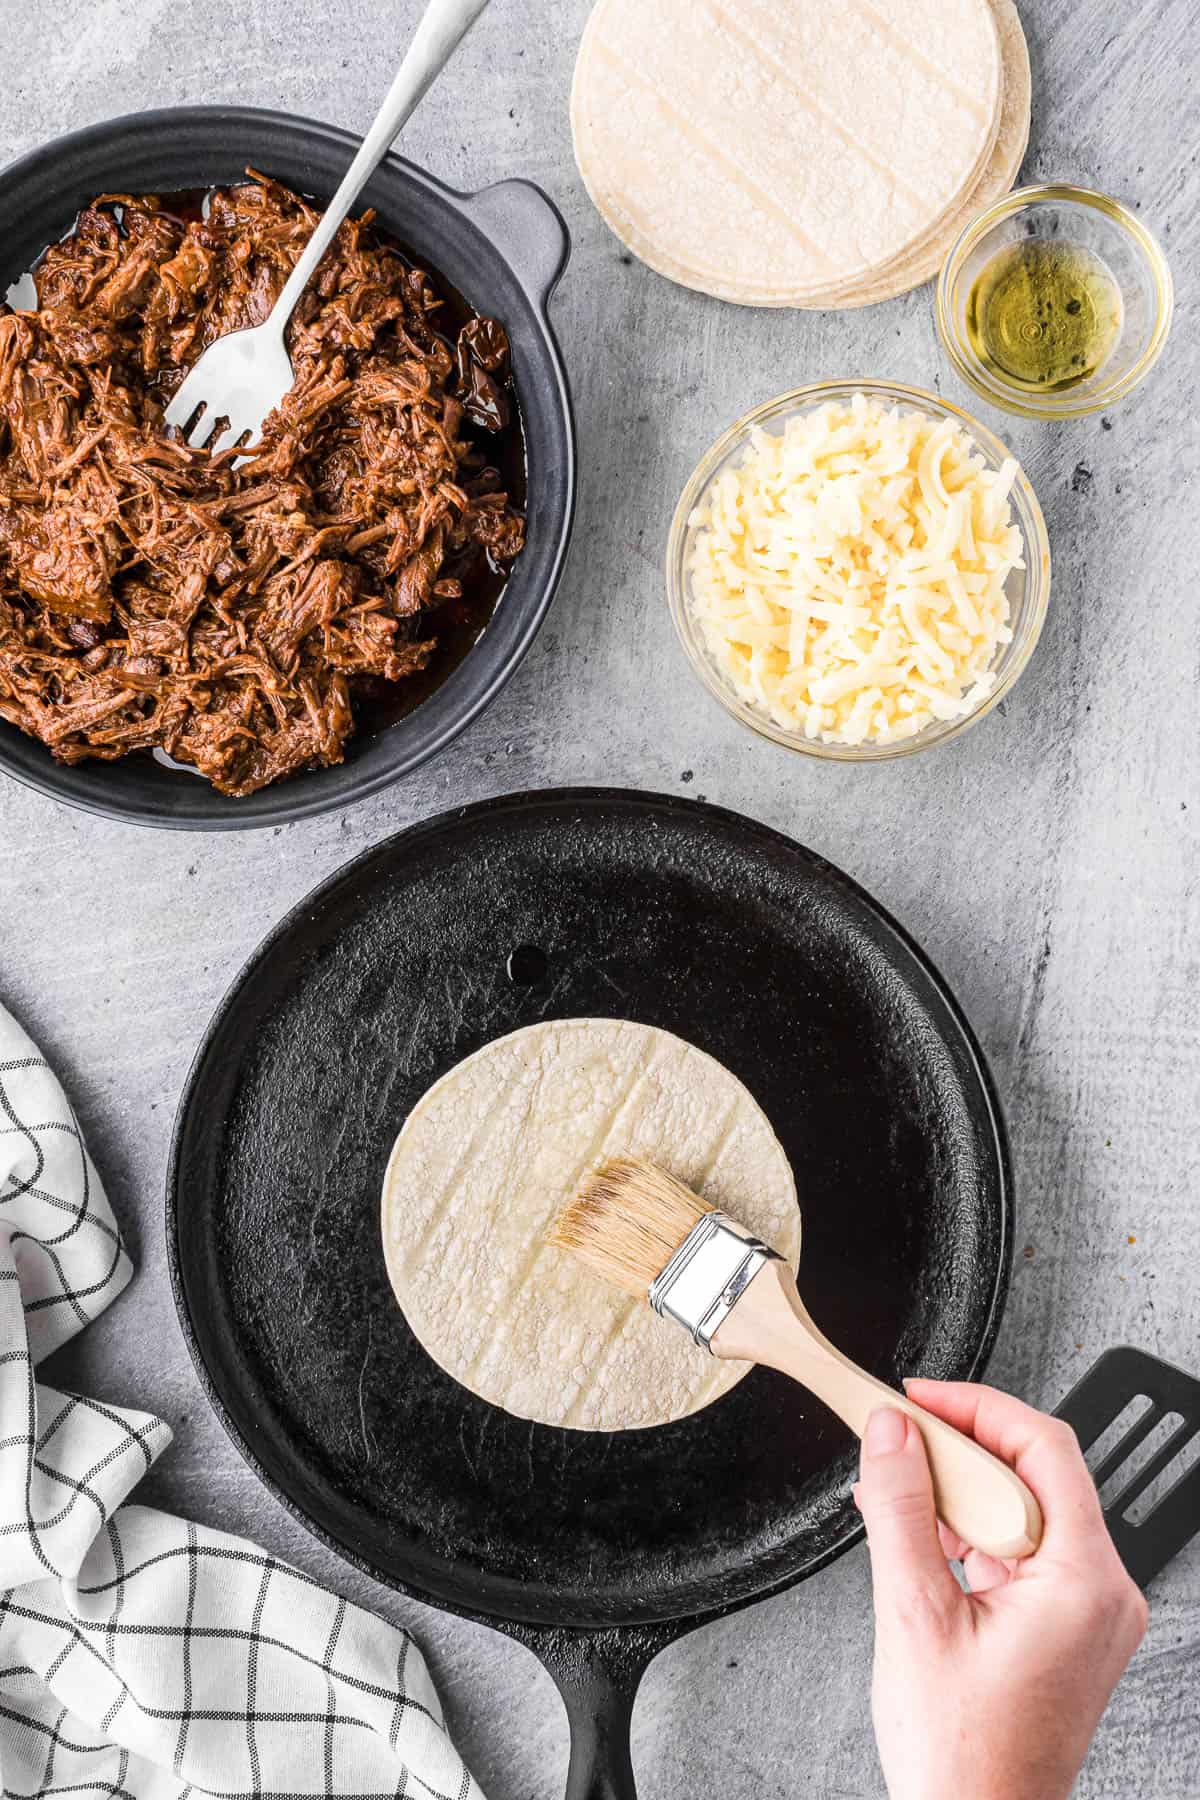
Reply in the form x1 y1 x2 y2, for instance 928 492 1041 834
168 789 1013 1799
0 107 575 829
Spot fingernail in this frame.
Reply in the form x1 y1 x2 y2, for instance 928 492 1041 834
865 1407 908 1458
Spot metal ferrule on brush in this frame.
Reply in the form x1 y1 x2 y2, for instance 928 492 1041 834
648 1212 782 1351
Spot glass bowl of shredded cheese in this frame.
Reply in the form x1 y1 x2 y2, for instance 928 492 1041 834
667 381 1050 760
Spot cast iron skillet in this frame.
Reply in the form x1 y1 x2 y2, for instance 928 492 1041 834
0 107 575 829
168 789 1012 1797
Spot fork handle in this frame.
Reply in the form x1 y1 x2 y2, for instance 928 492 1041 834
271 0 493 327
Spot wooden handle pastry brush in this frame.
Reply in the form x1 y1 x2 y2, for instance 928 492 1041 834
549 1156 1043 1562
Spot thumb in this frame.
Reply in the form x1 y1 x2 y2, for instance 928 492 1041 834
855 1407 962 1631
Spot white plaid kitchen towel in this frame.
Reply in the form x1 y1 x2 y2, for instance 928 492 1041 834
0 1001 484 1800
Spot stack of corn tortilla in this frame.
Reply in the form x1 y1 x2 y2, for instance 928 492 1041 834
571 0 1030 308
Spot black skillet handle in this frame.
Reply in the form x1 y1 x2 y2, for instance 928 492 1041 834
519 1623 675 1800
560 1665 637 1800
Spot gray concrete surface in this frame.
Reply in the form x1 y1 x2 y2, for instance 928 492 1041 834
2 1 1197 1794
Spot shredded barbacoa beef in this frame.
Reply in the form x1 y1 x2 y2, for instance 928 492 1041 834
0 174 525 795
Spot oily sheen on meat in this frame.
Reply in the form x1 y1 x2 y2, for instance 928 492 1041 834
0 176 523 795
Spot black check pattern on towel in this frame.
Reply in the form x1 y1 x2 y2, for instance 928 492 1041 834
0 1002 483 1800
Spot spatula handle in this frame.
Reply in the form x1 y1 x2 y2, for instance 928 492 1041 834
717 1263 1043 1561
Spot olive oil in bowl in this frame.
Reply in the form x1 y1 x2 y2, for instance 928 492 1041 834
966 239 1123 393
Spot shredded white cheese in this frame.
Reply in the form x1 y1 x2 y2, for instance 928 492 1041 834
685 394 1024 746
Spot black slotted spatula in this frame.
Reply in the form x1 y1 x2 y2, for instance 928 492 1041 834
1055 1346 1200 1589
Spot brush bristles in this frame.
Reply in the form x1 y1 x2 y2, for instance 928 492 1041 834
547 1156 715 1298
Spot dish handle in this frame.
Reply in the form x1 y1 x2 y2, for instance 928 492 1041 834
464 178 571 311
516 1622 675 1800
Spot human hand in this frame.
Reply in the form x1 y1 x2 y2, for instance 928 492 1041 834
854 1381 1147 1800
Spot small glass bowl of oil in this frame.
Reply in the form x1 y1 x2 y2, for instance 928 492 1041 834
936 185 1173 419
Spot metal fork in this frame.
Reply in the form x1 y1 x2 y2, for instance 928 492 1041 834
163 0 492 457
